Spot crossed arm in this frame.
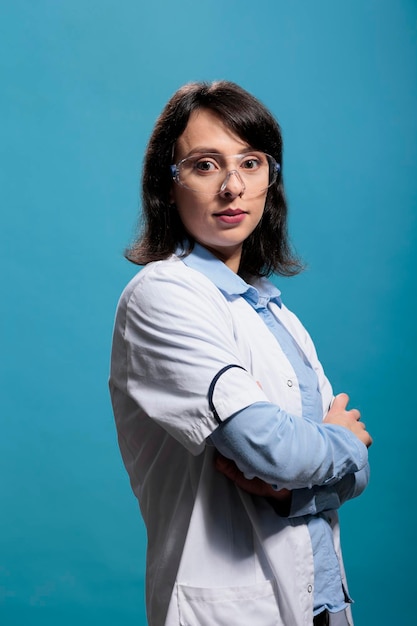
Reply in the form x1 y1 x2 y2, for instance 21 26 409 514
211 393 372 516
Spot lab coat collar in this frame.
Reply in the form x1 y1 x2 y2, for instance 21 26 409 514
178 243 282 308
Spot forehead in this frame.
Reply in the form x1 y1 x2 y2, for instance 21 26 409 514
175 108 249 158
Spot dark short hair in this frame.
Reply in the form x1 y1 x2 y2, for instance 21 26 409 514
126 80 302 277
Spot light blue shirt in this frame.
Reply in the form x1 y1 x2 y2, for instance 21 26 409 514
182 244 369 616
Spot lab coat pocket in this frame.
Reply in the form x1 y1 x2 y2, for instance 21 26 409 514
177 579 282 626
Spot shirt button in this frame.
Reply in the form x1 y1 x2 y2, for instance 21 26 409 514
287 379 293 387
307 584 313 593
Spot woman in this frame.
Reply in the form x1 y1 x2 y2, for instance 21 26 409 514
109 81 372 626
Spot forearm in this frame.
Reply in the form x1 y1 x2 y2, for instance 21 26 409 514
210 401 368 491
288 463 370 517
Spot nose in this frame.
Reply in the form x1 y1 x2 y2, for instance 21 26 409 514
219 170 246 198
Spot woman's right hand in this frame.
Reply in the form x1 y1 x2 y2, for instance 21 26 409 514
215 453 292 501
324 393 373 448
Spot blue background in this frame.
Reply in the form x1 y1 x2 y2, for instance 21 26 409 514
1 1 416 624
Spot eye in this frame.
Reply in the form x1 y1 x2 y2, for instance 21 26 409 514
241 155 263 171
194 158 219 173
194 159 216 172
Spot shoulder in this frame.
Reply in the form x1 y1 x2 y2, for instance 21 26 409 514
117 255 230 317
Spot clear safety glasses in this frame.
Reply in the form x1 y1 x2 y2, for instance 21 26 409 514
170 152 280 197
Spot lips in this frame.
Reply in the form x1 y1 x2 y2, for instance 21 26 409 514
213 208 246 217
213 208 247 224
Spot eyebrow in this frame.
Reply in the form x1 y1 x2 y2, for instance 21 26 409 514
184 146 255 157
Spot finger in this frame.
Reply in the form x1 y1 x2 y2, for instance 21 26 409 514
362 430 373 448
350 408 361 421
331 393 349 412
215 456 241 481
214 454 232 472
214 453 227 469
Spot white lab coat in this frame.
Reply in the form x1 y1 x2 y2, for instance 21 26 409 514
109 254 353 626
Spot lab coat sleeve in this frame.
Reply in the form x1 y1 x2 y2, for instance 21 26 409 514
110 260 267 454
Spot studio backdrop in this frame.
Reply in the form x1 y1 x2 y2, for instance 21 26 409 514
1 1 416 624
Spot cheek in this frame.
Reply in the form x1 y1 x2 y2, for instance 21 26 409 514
174 188 210 221
174 193 203 233
172 185 192 212
253 196 267 221
176 206 205 236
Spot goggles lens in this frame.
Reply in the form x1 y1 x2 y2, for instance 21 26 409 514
171 152 280 197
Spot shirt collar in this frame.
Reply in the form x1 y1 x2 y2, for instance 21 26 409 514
178 243 282 307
